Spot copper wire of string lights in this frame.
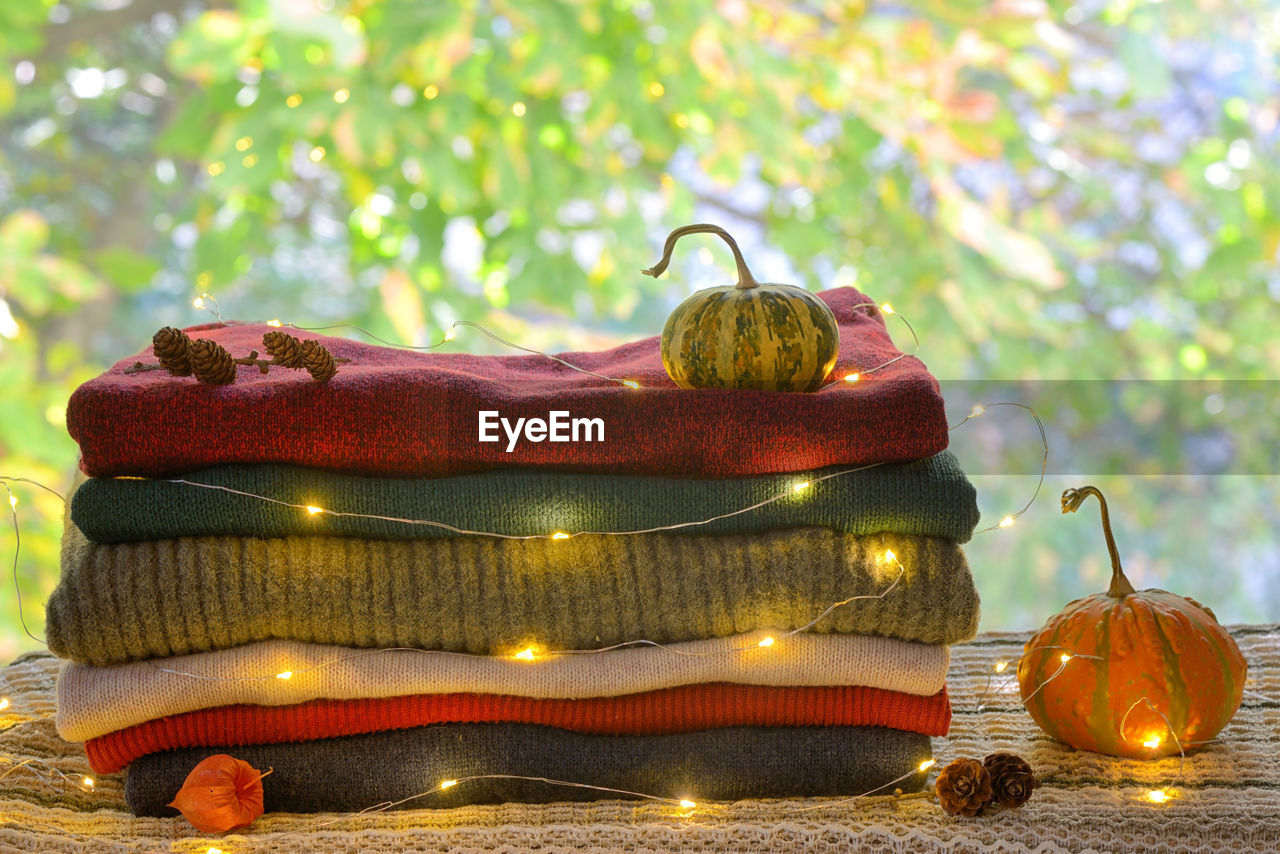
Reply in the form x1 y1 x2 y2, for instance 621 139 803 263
1 478 61 645
830 302 921 385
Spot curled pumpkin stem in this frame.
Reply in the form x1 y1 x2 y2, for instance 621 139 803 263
1062 485 1135 598
641 223 759 289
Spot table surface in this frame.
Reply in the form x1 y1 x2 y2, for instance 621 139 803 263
1 626 1278 853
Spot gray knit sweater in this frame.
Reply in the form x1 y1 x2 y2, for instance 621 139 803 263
124 723 931 816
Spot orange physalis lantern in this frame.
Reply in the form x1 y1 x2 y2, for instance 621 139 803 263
168 753 270 833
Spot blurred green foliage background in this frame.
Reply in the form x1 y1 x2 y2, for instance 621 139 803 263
1 0 1278 660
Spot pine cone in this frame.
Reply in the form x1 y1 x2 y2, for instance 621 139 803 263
298 339 337 382
983 752 1036 809
188 338 238 385
152 327 193 376
935 758 993 817
262 330 306 367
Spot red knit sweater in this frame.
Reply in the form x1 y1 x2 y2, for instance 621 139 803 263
85 682 951 773
68 288 947 477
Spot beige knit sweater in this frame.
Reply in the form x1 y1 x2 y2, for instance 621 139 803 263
57 632 950 741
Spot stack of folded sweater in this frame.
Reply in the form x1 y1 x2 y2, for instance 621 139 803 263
48 287 981 816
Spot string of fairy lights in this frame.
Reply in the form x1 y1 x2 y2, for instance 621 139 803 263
0 295 1229 851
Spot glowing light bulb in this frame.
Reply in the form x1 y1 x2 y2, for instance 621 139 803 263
514 647 536 661
440 779 458 789
1060 653 1072 663
792 481 811 493
994 661 1008 673
276 670 293 680
444 326 457 341
918 759 936 772
844 373 860 383
82 776 94 788
622 380 639 389
969 405 985 418
758 636 775 648
267 319 282 327
880 303 894 314
1147 789 1170 804
306 505 324 515
192 296 206 309
999 515 1016 528
1143 736 1162 749
551 532 570 540
883 549 896 563
679 799 696 809
0 698 9 711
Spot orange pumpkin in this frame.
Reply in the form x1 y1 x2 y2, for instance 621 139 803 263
1017 486 1246 758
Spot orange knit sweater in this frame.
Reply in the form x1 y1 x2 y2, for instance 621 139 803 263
86 682 950 773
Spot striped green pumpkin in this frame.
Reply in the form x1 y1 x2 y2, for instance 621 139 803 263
644 224 839 392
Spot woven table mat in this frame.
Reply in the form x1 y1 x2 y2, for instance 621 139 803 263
2 627 1278 853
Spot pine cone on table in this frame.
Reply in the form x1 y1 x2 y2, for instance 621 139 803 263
935 758 993 816
298 338 338 382
188 339 238 385
152 327 193 376
983 752 1036 809
262 330 306 367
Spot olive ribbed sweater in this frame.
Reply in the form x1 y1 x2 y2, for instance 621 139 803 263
69 451 979 544
48 522 980 666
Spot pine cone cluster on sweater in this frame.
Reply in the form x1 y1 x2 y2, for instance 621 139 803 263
127 327 345 385
935 752 1037 816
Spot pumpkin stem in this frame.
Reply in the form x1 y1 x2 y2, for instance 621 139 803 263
641 224 760 290
1061 485 1135 597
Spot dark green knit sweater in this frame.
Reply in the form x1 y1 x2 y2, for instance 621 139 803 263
69 452 979 544
48 522 980 665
